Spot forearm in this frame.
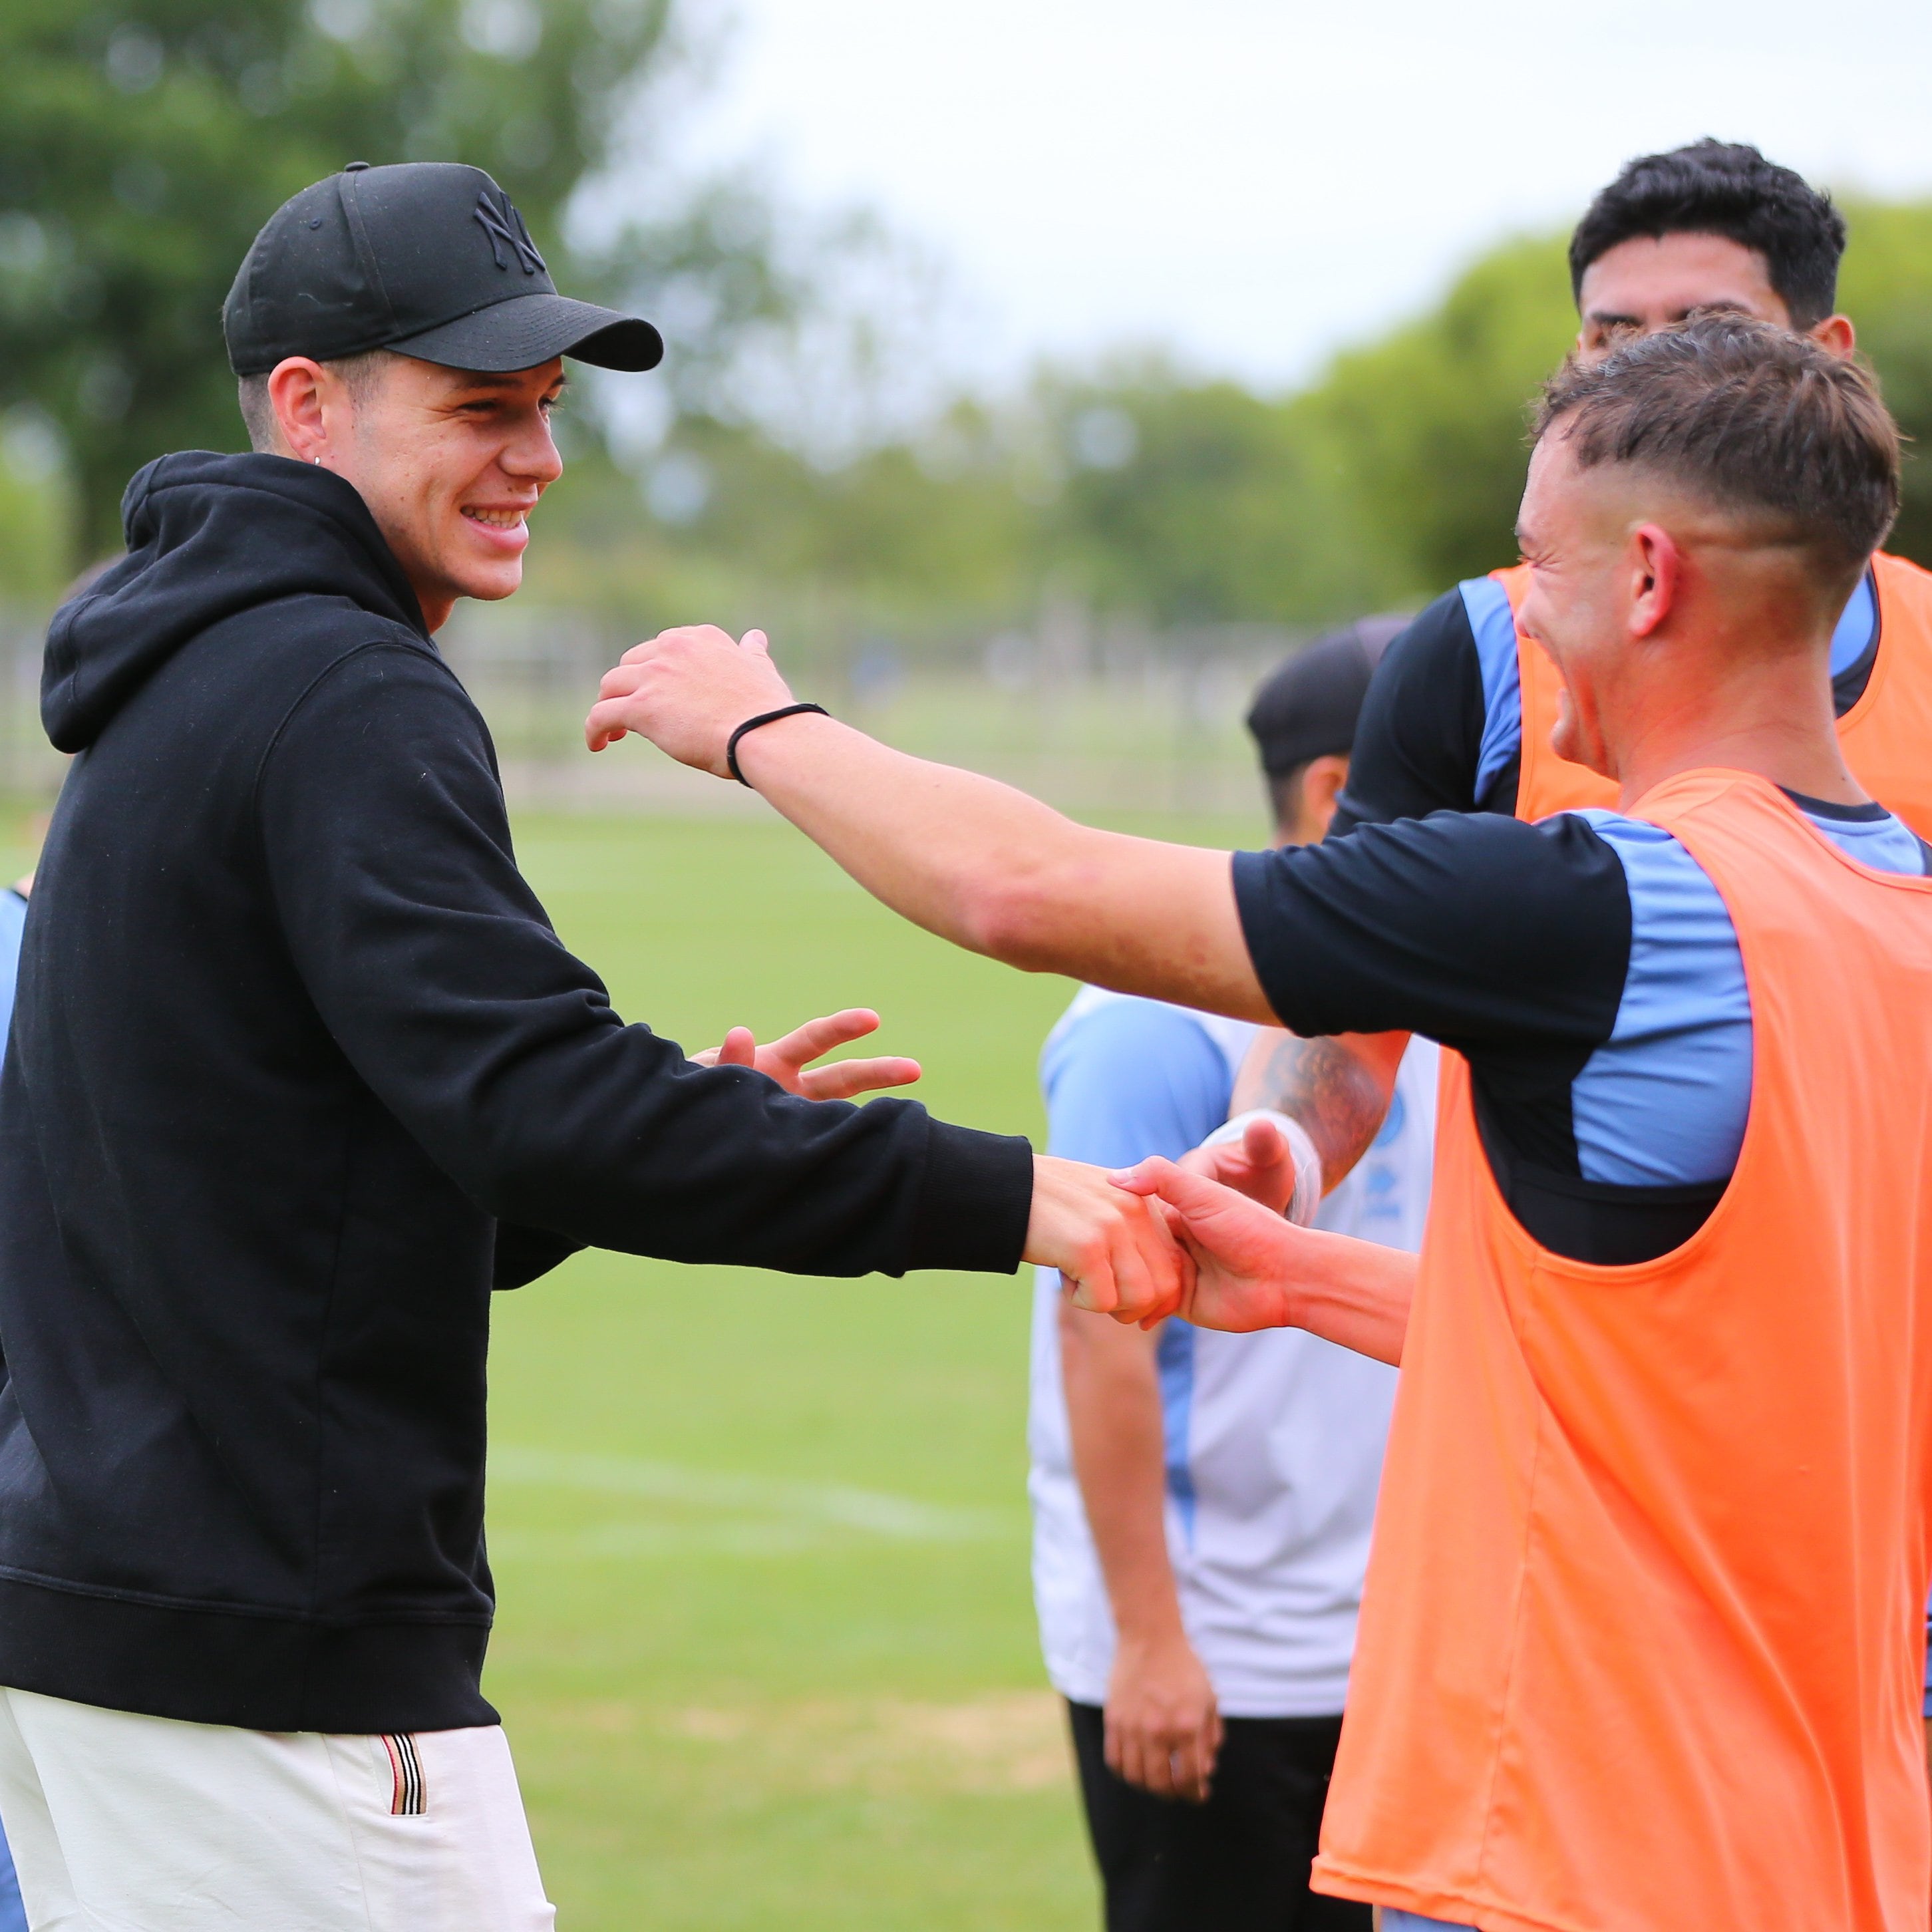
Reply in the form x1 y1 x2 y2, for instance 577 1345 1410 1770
1230 1028 1410 1191
736 712 1274 1021
1058 1305 1188 1641
1276 1226 1416 1365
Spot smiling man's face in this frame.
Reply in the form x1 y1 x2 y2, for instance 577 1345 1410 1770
327 353 565 631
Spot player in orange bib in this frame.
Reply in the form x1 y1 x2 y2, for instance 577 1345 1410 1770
1339 138 1932 844
588 318 1932 1929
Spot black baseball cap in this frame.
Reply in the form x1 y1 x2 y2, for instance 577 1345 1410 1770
1245 615 1409 774
224 162 663 377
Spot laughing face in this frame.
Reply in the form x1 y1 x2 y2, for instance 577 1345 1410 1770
309 353 566 632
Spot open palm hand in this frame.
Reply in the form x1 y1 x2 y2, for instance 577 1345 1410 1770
693 1008 921 1102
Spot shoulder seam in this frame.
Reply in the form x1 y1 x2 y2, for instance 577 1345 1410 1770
249 636 480 818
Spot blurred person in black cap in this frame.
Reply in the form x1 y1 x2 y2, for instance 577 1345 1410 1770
1027 618 1440 1932
1245 618 1408 844
0 162 1179 1929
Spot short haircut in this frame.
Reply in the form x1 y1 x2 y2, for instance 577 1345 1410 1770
1569 140 1848 330
235 351 395 454
1535 316 1899 588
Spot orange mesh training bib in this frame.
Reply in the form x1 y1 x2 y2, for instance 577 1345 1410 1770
1311 770 1932 1932
1499 554 1932 836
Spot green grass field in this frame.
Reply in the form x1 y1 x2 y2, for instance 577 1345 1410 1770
483 807 1251 1929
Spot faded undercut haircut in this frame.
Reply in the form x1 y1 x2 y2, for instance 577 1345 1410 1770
236 351 393 454
1535 316 1900 592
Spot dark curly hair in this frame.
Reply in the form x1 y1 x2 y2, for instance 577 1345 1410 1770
1569 140 1848 329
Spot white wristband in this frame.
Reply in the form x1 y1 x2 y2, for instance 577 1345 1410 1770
1200 1108 1323 1227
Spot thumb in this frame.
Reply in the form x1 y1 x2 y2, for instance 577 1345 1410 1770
1112 1156 1228 1221
1241 1116 1289 1162
742 628 772 661
715 1025 758 1068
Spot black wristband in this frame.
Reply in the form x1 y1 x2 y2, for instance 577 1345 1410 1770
725 703 829 786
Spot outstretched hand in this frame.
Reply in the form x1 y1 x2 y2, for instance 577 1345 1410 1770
695 1009 921 1101
1026 1156 1191 1325
586 625 796 772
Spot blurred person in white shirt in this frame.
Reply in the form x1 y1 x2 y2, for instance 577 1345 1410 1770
1028 622 1439 1932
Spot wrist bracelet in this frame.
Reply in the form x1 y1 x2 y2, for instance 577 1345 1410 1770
725 703 828 786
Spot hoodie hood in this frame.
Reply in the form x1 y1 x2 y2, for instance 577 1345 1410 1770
43 451 428 752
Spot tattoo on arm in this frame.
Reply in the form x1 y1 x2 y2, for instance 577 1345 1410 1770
1241 1034 1390 1188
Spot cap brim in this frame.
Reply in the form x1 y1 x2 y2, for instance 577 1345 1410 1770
389 292 664 373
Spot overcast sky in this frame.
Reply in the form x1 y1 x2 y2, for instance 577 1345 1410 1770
678 0 1932 393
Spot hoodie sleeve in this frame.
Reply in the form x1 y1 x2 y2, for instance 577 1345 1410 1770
253 639 1033 1278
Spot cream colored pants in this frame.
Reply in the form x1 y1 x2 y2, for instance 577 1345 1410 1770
0 1687 554 1930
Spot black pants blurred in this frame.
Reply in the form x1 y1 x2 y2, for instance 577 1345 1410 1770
1066 1700 1372 1932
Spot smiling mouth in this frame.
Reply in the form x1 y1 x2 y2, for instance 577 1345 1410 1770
462 508 528 532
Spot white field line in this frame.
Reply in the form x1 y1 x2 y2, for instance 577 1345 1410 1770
486 1444 1015 1560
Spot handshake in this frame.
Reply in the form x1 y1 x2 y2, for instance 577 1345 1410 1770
694 1005 1323 1338
1026 1114 1322 1336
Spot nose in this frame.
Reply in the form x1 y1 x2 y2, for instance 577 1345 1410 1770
504 406 565 488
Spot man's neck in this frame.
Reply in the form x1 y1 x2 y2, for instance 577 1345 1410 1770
1612 647 1867 811
412 590 454 634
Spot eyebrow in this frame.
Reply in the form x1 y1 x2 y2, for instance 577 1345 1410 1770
1583 297 1755 329
446 371 569 399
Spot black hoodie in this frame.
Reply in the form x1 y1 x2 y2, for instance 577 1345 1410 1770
0 452 1032 1733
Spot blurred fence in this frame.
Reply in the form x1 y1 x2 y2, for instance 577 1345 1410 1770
0 599 1308 824
442 600 1304 821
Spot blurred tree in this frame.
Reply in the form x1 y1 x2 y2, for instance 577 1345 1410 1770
1287 202 1932 597
1297 234 1577 599
1037 363 1389 626
530 196 1932 641
0 0 787 565
1838 199 1932 567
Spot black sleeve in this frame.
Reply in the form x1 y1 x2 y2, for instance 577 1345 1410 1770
1230 811 1631 1115
257 642 1033 1279
492 1223 583 1290
1330 589 1502 833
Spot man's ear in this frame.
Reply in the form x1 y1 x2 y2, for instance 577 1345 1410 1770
265 358 331 464
1628 524 1681 640
1299 755 1351 843
1810 314 1856 361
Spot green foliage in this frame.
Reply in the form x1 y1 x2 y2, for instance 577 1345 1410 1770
9 18 1932 632
1294 206 1932 590
1039 367 1387 625
1298 234 1578 599
533 359 1404 644
0 0 675 560
624 200 1932 637
0 419 77 603
1838 199 1932 566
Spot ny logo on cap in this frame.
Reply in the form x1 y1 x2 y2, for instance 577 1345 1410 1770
474 190 546 276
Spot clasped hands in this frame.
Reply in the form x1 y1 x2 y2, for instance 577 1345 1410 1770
697 1012 1309 1329
1033 1116 1325 1333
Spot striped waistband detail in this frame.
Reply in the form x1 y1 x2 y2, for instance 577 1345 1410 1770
381 1732 424 1816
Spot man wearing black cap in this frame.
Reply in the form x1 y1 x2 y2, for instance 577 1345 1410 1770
0 164 1177 1927
1029 621 1438 1932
